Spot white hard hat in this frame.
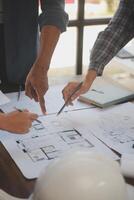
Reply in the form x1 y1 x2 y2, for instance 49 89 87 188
32 149 127 200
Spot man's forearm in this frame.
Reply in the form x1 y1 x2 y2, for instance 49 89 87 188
35 25 61 72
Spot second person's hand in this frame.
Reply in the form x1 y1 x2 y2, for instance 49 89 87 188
0 110 38 134
25 64 48 114
62 69 97 105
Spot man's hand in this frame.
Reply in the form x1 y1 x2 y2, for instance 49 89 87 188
25 26 61 114
0 110 38 134
25 64 48 114
62 69 97 105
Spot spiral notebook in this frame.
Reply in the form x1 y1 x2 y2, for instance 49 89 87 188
78 78 134 108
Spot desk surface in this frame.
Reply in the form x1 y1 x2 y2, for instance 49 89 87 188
1 75 134 198
0 143 35 198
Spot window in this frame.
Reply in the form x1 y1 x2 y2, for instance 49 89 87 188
65 0 78 19
85 0 119 18
50 28 77 72
49 0 119 75
83 25 107 72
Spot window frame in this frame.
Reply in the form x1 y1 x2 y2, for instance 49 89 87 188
68 0 111 74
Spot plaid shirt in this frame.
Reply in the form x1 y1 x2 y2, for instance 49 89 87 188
89 0 134 75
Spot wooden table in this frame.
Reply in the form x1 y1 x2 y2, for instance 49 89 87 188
0 143 35 198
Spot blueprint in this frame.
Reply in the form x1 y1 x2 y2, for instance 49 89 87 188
75 103 134 154
1 113 118 179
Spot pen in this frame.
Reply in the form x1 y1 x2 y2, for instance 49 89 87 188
57 82 83 116
91 89 104 94
0 108 4 113
14 107 41 124
17 85 22 101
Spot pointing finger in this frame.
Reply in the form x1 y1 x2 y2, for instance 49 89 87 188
38 94 46 114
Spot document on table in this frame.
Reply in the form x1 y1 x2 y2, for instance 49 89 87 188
77 102 134 155
0 113 118 179
1 85 93 115
0 91 10 105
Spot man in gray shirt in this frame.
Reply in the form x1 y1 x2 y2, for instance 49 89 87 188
62 0 134 105
0 0 68 114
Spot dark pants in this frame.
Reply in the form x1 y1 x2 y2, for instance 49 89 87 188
0 24 24 93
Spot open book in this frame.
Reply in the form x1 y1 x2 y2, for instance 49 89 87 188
78 78 134 108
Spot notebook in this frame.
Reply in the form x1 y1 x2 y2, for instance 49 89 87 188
78 78 134 108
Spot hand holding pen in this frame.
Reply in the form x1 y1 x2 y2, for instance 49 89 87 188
57 82 83 116
62 70 97 107
14 107 41 124
62 82 83 106
0 108 38 134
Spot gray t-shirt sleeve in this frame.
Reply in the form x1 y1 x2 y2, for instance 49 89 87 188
38 0 69 33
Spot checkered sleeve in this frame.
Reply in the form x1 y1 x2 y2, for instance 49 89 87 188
89 0 134 75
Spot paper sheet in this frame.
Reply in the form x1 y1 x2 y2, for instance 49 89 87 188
1 88 133 179
126 184 134 200
0 91 10 106
1 113 118 179
68 102 134 154
121 154 134 178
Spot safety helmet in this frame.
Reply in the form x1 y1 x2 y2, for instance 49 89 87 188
32 149 127 200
